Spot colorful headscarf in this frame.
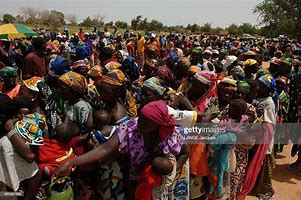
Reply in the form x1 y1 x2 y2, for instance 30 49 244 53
0 66 18 77
49 55 70 77
157 65 174 82
193 70 218 113
167 52 179 62
15 112 48 145
237 81 251 93
243 59 257 70
258 73 275 90
145 59 159 69
23 77 59 135
58 72 88 95
143 77 166 96
100 69 125 86
104 61 122 71
71 60 88 70
219 77 237 91
192 47 203 54
188 65 201 74
87 65 103 78
141 100 175 140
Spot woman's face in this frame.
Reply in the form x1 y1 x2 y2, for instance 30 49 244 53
138 114 159 151
96 81 119 103
167 94 180 109
140 87 161 108
189 79 209 99
59 83 75 102
218 83 235 105
3 76 17 89
15 85 34 107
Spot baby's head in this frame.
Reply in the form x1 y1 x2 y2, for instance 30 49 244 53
167 93 181 109
54 123 80 144
93 109 111 130
228 99 248 122
151 156 173 176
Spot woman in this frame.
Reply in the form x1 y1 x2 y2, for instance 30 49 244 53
58 71 93 133
236 74 276 200
2 77 57 200
0 66 20 99
54 100 188 199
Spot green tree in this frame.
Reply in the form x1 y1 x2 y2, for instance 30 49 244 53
187 23 200 33
238 23 258 34
3 14 15 23
254 0 301 39
228 24 240 35
200 23 212 32
131 15 142 30
81 16 93 27
49 10 65 25
115 21 128 29
105 21 114 27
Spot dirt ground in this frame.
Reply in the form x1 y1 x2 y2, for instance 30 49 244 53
246 144 301 200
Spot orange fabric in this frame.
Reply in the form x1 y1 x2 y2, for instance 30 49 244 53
189 144 209 176
0 83 20 99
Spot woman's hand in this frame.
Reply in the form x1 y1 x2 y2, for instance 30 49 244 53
53 160 75 181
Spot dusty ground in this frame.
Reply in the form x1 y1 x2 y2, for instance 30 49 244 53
246 144 301 200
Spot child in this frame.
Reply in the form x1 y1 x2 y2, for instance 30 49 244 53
209 99 248 199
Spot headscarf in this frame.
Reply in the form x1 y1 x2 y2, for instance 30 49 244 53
243 59 257 70
104 61 122 72
141 100 175 140
58 72 88 95
193 70 218 113
157 65 174 82
188 65 201 74
167 52 179 62
219 77 237 91
192 47 203 54
22 76 59 137
49 55 70 77
145 59 159 69
258 73 276 91
71 60 89 71
237 81 251 93
0 66 18 77
100 69 125 86
87 65 103 79
143 77 166 96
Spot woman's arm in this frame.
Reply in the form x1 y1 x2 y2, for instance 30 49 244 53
176 143 190 171
54 134 120 178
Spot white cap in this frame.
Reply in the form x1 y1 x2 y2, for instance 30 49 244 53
223 55 237 71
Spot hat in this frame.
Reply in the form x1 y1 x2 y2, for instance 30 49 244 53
167 52 180 62
0 66 18 77
224 56 237 69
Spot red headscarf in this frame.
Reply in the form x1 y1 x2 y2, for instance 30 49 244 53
156 65 174 82
141 100 175 140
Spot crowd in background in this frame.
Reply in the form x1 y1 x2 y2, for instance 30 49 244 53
0 26 301 200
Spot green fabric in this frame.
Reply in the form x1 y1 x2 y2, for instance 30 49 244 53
0 66 18 77
237 81 251 93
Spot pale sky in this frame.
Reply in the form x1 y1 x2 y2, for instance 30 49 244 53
0 0 262 28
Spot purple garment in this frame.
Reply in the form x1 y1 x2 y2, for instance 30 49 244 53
117 118 183 180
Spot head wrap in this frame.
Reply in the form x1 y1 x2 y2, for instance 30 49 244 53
224 56 238 70
192 47 203 54
87 65 103 78
258 73 276 90
22 76 59 137
141 100 175 140
15 113 47 145
188 65 201 74
145 59 158 69
243 59 257 69
156 65 174 82
49 55 70 77
280 58 292 66
167 52 179 62
143 77 166 96
237 81 251 93
104 61 122 71
0 66 18 77
219 77 237 91
194 70 217 85
100 69 126 86
71 60 88 70
58 72 88 95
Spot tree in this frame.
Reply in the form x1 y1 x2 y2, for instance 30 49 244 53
131 15 142 30
105 21 114 27
3 14 15 23
148 19 163 31
81 16 93 27
200 23 212 32
254 0 301 39
238 23 258 34
228 24 240 35
115 21 128 29
92 14 105 27
19 6 38 23
66 14 78 25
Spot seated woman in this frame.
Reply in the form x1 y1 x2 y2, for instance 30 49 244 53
0 66 20 99
54 100 189 199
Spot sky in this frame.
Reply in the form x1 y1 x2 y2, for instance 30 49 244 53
0 0 262 28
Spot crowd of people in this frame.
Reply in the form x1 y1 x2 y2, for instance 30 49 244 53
0 26 301 200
